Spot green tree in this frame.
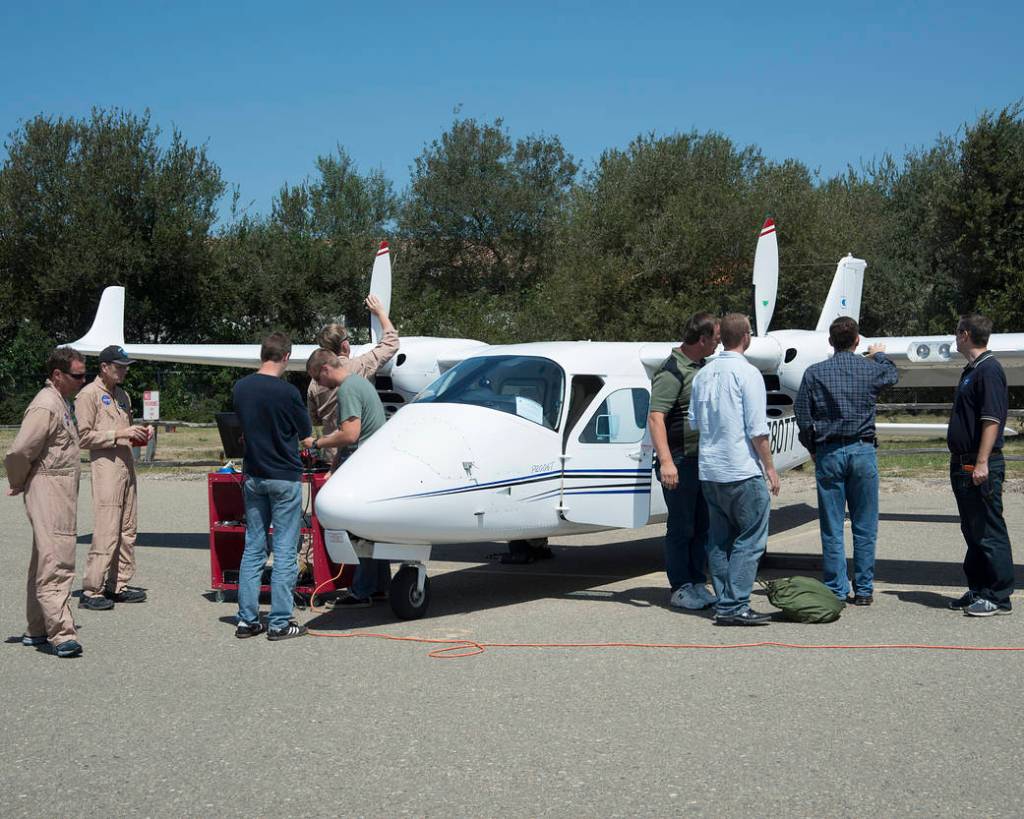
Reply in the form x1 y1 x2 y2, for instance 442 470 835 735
946 102 1024 329
399 117 577 298
0 108 225 343
211 148 398 344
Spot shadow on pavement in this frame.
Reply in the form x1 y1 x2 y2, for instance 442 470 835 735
75 532 210 549
300 531 1024 630
881 589 955 609
879 512 961 524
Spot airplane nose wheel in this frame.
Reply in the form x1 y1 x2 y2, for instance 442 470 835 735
390 563 431 620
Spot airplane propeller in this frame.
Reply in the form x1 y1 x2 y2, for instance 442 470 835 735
368 240 392 345
752 217 778 337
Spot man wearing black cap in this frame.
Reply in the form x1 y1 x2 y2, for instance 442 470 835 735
75 345 151 610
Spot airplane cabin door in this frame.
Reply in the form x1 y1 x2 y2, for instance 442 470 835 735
560 378 653 528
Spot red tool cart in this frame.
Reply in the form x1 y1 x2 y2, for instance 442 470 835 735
208 471 353 602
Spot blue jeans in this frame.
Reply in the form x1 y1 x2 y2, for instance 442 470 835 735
656 455 708 589
950 456 1013 609
352 558 392 599
702 477 770 616
815 441 879 599
237 476 302 630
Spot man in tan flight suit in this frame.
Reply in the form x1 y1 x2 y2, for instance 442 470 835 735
75 344 151 610
302 295 399 576
5 347 88 657
306 293 399 464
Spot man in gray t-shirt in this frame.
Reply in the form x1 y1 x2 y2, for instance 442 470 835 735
304 348 390 605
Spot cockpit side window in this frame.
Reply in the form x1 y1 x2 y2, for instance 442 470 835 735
578 388 651 444
561 375 605 450
413 355 565 431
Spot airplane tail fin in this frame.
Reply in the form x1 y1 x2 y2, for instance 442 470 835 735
68 286 125 353
815 255 866 332
369 241 392 344
752 218 778 336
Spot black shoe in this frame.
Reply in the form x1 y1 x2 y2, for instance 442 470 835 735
108 588 147 604
21 634 48 647
235 620 265 639
948 591 977 610
53 640 83 658
714 608 772 626
78 595 115 611
847 595 873 606
267 622 307 641
329 593 372 609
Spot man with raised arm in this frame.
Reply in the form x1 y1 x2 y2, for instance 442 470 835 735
795 316 898 606
307 294 398 466
305 348 390 607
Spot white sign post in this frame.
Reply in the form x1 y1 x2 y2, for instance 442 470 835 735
142 391 160 462
143 391 160 421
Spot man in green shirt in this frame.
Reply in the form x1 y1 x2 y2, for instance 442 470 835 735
305 348 390 606
647 312 720 610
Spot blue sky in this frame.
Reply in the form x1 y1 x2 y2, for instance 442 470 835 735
2 1 1021 223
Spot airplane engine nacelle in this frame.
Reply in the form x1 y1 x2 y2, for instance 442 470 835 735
906 340 955 364
381 337 487 403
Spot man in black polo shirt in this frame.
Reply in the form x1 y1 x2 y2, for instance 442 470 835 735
947 313 1014 617
231 332 313 640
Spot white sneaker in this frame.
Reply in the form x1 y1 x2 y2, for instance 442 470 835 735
692 584 718 607
670 583 707 610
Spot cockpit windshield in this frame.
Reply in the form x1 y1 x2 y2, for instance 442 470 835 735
413 355 565 431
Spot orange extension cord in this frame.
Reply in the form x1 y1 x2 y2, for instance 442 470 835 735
306 567 1024 660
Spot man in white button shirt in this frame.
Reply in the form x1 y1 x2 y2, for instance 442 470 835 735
688 313 780 626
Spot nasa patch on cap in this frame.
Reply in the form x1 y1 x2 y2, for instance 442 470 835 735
98 345 134 365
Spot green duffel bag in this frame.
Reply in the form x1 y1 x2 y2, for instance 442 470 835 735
760 576 845 623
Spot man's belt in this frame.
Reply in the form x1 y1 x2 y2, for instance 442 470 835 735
951 449 1002 465
820 435 877 447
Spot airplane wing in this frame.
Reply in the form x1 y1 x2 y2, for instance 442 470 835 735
860 333 1024 387
68 285 370 371
876 422 1017 438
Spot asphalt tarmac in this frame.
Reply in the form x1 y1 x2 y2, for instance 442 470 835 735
2 473 1023 817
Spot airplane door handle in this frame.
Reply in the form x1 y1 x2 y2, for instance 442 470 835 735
627 449 643 461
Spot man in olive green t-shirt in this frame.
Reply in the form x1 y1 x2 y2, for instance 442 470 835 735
647 312 720 611
305 348 390 606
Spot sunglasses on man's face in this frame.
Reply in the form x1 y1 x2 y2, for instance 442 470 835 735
64 371 87 381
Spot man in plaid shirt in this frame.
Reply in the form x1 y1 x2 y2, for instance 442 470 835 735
795 317 899 605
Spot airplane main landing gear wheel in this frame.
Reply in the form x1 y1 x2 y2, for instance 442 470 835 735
390 565 431 620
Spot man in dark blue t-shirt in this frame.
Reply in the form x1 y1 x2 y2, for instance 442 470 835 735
946 313 1014 617
231 332 312 640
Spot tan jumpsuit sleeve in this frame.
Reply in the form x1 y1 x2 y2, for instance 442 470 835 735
307 380 324 425
348 328 400 379
4 407 54 491
75 388 116 449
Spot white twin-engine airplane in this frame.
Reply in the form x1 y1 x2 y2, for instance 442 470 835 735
70 227 1024 619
